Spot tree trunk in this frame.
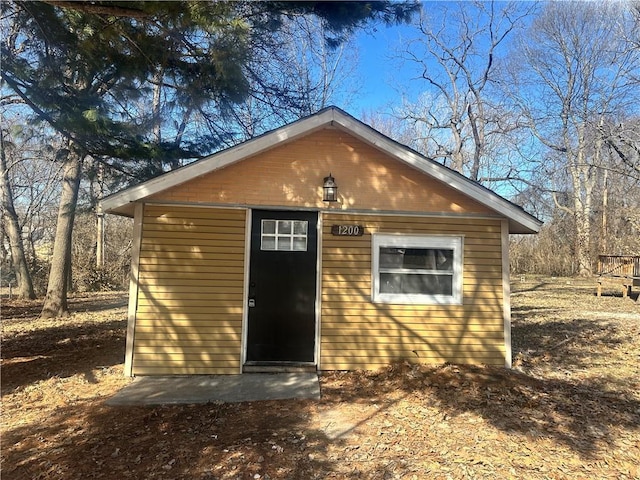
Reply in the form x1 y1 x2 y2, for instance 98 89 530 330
570 159 596 277
96 162 105 268
574 208 593 277
0 129 36 299
600 161 608 254
41 149 83 318
96 210 105 268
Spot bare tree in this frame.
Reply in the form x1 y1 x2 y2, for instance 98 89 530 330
506 1 640 276
394 1 534 184
601 118 640 177
597 118 640 255
0 126 35 298
209 16 362 145
0 100 68 292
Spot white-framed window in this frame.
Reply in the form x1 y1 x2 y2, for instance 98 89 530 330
261 219 308 251
372 234 463 305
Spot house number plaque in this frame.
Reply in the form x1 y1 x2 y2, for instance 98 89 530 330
331 224 364 236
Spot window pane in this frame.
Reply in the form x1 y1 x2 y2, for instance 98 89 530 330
278 220 292 234
379 248 405 268
293 221 308 235
380 273 453 295
261 219 309 252
261 237 276 250
262 220 276 235
431 249 454 271
379 247 453 271
276 236 291 251
373 234 462 305
292 237 307 251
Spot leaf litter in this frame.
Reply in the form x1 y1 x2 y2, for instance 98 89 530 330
1 279 639 479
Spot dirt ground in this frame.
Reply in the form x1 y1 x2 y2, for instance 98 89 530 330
1 278 639 479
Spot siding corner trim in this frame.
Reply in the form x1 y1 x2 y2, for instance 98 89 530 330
124 203 144 377
501 219 512 368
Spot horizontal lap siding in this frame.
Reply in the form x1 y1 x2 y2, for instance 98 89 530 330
149 129 494 216
320 213 505 370
132 205 245 375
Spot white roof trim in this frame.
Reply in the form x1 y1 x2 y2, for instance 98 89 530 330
101 107 542 233
329 113 542 233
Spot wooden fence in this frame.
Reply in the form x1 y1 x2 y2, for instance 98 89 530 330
597 255 640 278
596 255 640 300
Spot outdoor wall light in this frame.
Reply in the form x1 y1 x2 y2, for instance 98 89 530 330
323 173 338 202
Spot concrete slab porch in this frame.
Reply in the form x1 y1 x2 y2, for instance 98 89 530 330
106 373 320 406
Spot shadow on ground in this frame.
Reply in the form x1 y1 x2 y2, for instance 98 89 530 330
1 319 127 393
1 399 343 480
2 284 638 479
1 294 128 319
596 290 640 301
3 362 638 480
320 363 640 459
511 316 629 370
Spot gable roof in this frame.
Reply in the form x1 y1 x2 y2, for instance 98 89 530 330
101 106 541 234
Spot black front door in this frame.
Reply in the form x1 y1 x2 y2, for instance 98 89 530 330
246 210 318 363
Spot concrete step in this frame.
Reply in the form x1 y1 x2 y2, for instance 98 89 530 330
243 363 317 373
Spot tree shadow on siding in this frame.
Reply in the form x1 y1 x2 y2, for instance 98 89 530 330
321 216 508 369
132 272 244 374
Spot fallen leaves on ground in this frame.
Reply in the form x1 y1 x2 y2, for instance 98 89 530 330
1 279 639 479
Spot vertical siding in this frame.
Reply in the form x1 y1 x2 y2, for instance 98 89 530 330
132 205 246 374
320 213 505 370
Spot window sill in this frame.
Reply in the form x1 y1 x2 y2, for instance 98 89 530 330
372 295 462 306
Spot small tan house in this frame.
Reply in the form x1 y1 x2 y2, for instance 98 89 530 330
102 107 541 376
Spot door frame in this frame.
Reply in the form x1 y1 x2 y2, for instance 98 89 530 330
240 208 323 371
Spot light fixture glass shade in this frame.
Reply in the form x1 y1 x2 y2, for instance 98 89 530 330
323 173 338 202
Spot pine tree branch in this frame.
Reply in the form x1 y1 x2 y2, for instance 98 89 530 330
1 70 81 149
42 1 150 18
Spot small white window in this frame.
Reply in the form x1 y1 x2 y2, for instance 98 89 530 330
261 219 308 251
372 234 463 304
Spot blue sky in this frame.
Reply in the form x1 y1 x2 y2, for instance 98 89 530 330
345 4 537 200
350 22 431 117
347 1 536 117
353 27 409 113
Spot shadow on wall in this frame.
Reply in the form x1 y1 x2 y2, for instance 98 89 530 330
130 204 249 374
154 129 488 216
320 217 506 369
